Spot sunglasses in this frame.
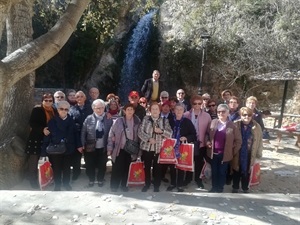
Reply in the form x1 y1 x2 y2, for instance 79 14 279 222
208 104 216 107
217 110 226 114
44 100 53 103
193 102 202 105
55 96 64 99
242 114 251 117
58 108 69 112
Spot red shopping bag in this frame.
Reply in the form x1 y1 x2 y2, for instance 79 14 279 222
176 143 194 172
200 160 211 180
127 161 145 187
158 138 177 164
249 161 260 187
38 161 53 190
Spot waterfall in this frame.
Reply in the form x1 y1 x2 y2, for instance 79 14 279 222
118 11 156 104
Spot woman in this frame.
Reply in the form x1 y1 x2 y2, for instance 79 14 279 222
107 103 141 192
167 103 197 192
25 93 56 189
138 102 172 192
41 101 82 191
139 97 149 115
206 104 242 193
107 99 120 119
206 99 218 120
183 95 211 189
81 99 113 187
232 107 263 193
201 93 210 111
245 96 268 139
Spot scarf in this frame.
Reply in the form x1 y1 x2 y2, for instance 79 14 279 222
108 108 119 115
240 122 252 174
94 113 104 134
43 106 55 123
172 117 184 158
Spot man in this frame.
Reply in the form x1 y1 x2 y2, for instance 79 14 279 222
228 96 240 122
141 70 163 102
88 87 100 103
176 89 191 112
119 91 146 121
220 89 233 104
53 91 66 108
159 91 169 104
68 91 93 180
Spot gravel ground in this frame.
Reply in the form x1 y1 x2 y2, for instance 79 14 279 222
1 135 299 225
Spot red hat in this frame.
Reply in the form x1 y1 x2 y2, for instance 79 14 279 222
161 100 171 107
129 91 140 98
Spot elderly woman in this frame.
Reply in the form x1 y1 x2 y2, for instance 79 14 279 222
81 99 113 187
167 103 197 192
206 104 242 193
41 101 82 191
206 99 218 120
25 93 56 189
183 95 211 189
107 103 141 192
201 93 210 111
232 107 263 193
138 102 172 192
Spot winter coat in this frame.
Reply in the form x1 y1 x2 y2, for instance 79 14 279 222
141 78 163 102
81 113 113 152
231 120 263 172
207 119 242 162
138 116 172 154
107 115 141 163
41 115 81 156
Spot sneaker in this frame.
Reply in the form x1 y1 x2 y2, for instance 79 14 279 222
64 184 72 191
177 187 184 192
154 187 160 192
166 185 176 191
142 186 149 192
232 188 239 193
121 186 129 192
197 182 204 189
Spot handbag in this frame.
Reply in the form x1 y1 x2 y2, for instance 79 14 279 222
122 119 139 155
176 142 194 172
249 160 261 187
127 161 145 187
46 140 67 155
158 138 177 164
38 159 53 190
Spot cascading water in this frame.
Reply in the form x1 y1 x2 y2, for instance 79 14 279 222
118 11 156 103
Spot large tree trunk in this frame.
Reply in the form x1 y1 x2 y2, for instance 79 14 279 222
0 0 90 189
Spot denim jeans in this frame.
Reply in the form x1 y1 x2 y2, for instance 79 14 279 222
211 153 228 192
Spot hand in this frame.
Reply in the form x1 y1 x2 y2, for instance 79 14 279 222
206 141 212 148
180 136 187 142
43 127 50 136
107 150 112 156
77 147 83 153
106 113 112 119
149 138 156 144
111 137 115 142
154 127 163 134
137 157 141 161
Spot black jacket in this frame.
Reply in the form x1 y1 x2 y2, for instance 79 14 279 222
171 117 197 143
141 78 163 102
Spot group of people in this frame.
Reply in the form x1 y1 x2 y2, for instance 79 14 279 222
25 69 263 193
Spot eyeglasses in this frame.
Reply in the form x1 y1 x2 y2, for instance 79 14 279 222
242 114 251 117
139 102 146 104
94 107 104 110
193 102 202 105
58 108 69 112
217 110 226 114
177 92 185 95
44 100 53 103
130 96 138 99
208 104 216 107
55 96 64 99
